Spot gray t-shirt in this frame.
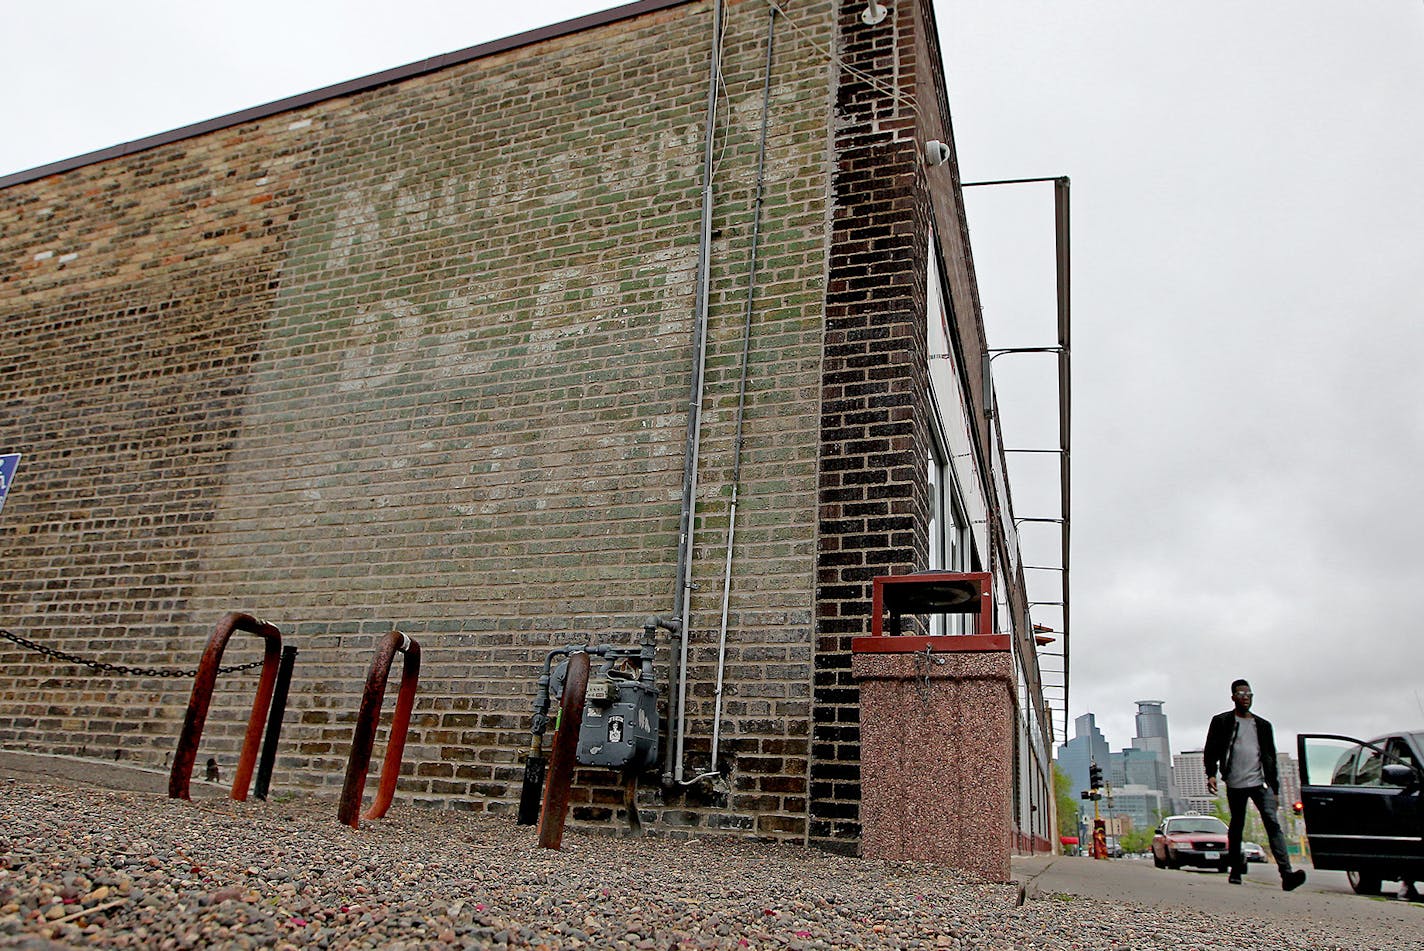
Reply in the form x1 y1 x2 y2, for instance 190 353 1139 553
1225 714 1265 789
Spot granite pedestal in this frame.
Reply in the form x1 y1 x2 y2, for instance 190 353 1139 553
852 644 1015 881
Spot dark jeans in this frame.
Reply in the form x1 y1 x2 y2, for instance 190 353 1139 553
1227 784 1292 873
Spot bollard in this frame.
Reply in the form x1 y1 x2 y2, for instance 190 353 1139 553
337 630 421 829
169 613 283 801
537 650 590 850
254 645 298 801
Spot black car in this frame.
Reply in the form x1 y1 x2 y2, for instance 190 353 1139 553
1297 731 1424 895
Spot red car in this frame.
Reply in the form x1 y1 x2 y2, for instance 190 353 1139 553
1152 814 1231 872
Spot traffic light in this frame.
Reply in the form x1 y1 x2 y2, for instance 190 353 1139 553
1089 762 1103 791
1293 801 1303 815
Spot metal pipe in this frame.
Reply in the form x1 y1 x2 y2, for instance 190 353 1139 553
169 612 283 801
363 636 420 822
705 509 736 779
254 644 298 801
230 627 283 802
666 0 726 787
961 176 1065 187
1054 176 1072 745
337 630 421 828
695 2 777 786
538 650 591 849
518 646 574 825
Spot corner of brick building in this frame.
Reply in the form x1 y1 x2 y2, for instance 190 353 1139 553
809 0 945 854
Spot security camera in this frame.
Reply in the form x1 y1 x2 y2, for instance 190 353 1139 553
924 139 950 167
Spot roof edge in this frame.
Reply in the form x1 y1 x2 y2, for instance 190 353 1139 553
0 0 694 191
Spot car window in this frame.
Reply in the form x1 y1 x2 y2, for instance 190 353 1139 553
1329 748 1356 785
1317 740 1381 786
1302 734 1415 788
1165 817 1227 834
1384 737 1419 776
1356 746 1385 786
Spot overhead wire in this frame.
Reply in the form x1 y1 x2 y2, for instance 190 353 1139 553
760 0 920 118
711 0 734 177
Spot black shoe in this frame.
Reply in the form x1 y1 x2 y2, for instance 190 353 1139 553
1282 869 1306 892
1228 871 1242 885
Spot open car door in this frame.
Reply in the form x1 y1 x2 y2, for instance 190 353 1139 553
1296 733 1424 875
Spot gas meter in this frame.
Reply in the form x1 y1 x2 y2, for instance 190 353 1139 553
576 652 658 770
517 616 678 827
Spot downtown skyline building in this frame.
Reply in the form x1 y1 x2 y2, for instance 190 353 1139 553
1058 701 1177 819
1172 750 1221 814
1062 704 1303 827
1102 784 1166 834
1056 712 1111 798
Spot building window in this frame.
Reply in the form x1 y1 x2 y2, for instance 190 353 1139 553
926 232 988 580
928 434 972 635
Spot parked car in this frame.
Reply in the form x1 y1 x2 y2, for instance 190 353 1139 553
1152 815 1231 872
1242 841 1267 864
1297 731 1424 895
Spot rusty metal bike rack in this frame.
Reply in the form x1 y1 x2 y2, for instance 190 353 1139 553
169 612 284 801
254 644 299 800
537 649 590 850
337 629 421 829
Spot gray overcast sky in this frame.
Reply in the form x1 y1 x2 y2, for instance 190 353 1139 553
4 1 1423 761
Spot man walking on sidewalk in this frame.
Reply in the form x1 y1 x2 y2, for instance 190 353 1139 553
1203 679 1306 891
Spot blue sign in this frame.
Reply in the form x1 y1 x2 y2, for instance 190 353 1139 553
0 453 19 514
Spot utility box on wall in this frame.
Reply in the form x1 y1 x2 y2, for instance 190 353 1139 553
852 571 1014 881
576 663 659 771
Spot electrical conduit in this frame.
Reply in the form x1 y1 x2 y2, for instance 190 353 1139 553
665 0 726 787
687 3 777 787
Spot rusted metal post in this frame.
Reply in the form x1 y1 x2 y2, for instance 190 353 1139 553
623 772 643 837
337 630 421 829
254 644 298 801
169 613 283 801
537 650 589 850
363 637 419 822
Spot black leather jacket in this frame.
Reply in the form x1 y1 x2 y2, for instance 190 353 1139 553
1203 709 1280 793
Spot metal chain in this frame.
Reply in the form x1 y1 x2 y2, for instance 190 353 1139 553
0 628 264 678
915 643 946 702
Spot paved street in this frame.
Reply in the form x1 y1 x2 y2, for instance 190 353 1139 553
1013 852 1422 944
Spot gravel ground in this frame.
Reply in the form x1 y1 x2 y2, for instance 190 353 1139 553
0 777 1416 950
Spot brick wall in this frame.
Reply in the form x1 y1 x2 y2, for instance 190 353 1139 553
807 0 930 852
806 0 1002 852
0 0 839 840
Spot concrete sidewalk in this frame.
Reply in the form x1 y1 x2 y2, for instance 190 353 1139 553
1009 851 1423 937
0 748 231 798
